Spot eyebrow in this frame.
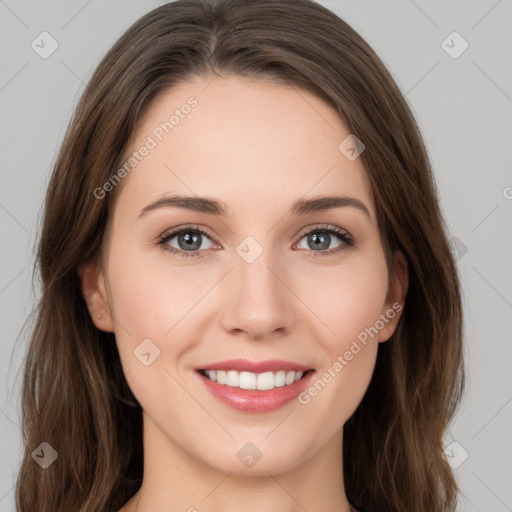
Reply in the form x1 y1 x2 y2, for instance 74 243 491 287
138 194 372 221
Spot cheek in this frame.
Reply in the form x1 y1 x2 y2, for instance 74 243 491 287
106 237 211 333
293 250 388 415
105 248 205 419
104 241 205 377
300 249 389 351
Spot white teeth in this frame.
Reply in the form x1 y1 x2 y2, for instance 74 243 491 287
256 371 274 391
274 371 286 387
202 369 307 390
226 370 239 387
239 371 256 390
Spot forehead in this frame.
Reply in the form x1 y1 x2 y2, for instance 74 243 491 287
114 76 375 221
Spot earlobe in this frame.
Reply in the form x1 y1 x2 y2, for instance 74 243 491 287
378 250 409 343
78 260 115 332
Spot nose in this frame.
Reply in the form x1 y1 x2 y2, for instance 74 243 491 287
218 247 297 342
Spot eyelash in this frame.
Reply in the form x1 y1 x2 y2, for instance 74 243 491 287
157 223 355 259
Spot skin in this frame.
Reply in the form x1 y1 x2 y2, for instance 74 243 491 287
80 76 408 512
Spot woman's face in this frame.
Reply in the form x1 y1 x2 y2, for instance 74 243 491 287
83 75 406 476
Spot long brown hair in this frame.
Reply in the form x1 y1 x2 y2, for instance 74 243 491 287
15 1 465 511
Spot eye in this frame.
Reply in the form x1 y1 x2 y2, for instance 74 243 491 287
158 225 217 258
294 224 354 257
157 223 355 259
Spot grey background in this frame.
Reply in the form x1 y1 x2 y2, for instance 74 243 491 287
1 0 511 510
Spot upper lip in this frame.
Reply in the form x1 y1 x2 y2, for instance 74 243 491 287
196 358 312 373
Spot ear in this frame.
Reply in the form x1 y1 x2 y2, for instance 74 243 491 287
378 250 409 343
78 259 115 332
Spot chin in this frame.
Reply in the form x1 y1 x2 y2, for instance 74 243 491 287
195 440 308 477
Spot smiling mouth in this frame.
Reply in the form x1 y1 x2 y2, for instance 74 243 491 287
197 368 313 391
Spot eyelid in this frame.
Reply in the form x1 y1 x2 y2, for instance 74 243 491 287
158 223 352 243
158 224 220 245
295 223 351 239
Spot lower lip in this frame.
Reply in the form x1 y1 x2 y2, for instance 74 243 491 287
196 370 315 413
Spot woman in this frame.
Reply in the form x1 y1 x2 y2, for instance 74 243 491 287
15 0 465 511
